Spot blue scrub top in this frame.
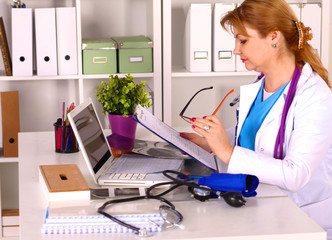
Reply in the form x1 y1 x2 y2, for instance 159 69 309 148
238 80 289 151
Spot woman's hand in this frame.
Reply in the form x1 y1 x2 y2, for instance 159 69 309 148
190 115 234 165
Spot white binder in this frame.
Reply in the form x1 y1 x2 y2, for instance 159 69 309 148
11 8 33 76
56 7 78 75
213 3 236 72
301 3 321 56
35 8 58 76
184 4 212 72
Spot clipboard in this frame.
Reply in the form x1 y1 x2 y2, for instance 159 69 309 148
133 105 218 172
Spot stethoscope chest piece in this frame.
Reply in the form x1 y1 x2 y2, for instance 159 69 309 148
190 186 212 202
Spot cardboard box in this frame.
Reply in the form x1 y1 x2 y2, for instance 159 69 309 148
39 164 90 201
82 38 117 74
112 35 153 73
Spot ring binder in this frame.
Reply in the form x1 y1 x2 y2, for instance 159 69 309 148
11 8 33 76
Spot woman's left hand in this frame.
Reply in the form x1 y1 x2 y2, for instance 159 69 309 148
190 115 234 165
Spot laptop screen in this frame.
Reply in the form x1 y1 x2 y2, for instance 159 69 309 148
71 103 111 174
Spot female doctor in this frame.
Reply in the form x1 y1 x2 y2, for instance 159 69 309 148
180 0 332 238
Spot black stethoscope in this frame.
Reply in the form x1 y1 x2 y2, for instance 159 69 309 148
97 170 247 237
97 194 183 237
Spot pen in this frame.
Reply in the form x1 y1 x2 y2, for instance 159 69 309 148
62 102 65 126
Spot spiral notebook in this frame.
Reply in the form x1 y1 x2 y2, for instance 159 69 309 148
41 204 164 235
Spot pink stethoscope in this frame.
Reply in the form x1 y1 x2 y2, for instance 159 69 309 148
231 66 301 160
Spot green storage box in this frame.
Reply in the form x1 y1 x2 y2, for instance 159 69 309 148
112 35 153 73
82 38 117 74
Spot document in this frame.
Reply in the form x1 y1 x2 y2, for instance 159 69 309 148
133 105 218 171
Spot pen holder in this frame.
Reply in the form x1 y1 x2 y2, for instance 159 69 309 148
53 123 79 153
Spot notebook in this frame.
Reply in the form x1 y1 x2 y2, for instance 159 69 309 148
67 98 183 188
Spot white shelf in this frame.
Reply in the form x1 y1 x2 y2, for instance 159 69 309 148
172 65 257 78
0 73 155 81
0 158 18 163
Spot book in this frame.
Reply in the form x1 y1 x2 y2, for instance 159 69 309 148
2 209 19 226
1 209 19 237
0 17 12 76
39 164 90 202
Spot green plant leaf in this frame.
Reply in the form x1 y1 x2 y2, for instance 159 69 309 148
95 74 153 116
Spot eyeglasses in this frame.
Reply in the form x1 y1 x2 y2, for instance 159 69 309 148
179 86 234 123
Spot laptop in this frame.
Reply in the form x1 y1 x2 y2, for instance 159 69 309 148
67 98 183 188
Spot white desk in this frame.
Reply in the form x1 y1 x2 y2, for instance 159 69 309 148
18 131 327 240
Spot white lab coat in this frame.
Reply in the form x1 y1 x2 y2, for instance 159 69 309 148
226 63 332 237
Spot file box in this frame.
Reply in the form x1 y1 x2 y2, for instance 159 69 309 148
112 35 153 73
82 38 117 74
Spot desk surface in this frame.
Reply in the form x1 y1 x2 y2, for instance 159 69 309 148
18 131 326 240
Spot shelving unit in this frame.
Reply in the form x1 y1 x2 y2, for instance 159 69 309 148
0 1 162 238
0 0 162 130
163 0 330 127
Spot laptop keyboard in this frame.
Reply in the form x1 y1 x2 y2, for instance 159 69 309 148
108 173 147 180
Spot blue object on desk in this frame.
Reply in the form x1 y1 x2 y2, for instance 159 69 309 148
198 173 259 197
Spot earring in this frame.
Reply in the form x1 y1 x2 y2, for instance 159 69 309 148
272 43 277 48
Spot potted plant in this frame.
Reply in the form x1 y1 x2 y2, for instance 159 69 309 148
96 74 152 140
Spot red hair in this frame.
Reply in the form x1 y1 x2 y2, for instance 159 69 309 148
220 0 330 87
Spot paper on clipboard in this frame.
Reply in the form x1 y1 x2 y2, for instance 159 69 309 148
133 105 218 171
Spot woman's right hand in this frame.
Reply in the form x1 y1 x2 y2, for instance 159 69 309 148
179 132 212 153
